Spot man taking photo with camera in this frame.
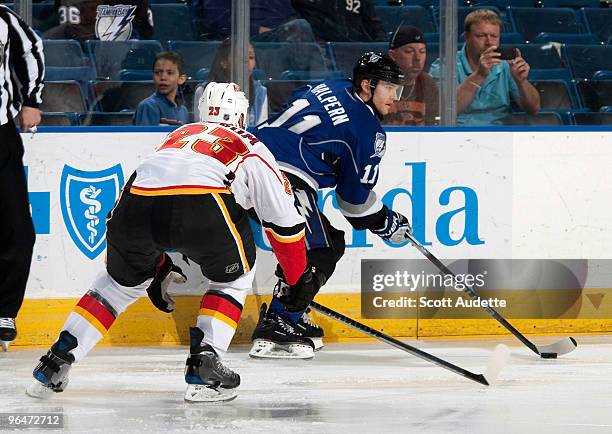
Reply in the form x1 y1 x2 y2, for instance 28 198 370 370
430 8 540 126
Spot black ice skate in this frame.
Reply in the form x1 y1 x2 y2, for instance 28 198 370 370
0 317 16 351
26 331 76 399
184 327 240 402
249 303 315 360
296 308 325 351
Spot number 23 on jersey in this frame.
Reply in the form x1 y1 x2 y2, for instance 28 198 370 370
157 124 249 166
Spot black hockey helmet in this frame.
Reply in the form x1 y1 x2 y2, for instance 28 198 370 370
352 52 405 92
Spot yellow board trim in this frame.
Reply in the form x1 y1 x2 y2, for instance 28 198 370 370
10 293 612 349
198 308 238 329
73 306 108 336
211 192 250 272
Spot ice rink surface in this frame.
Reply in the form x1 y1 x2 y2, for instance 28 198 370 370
2 335 611 434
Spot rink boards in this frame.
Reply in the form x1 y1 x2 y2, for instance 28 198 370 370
14 127 612 347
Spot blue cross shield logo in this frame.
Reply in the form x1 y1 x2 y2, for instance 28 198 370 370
60 164 124 260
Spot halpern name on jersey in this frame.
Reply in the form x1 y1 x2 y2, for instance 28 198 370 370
310 83 350 126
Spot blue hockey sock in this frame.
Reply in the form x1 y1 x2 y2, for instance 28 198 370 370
269 297 304 325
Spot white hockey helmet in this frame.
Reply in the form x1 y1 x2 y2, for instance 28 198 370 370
198 82 249 127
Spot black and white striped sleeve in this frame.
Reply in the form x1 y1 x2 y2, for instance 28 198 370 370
2 6 44 109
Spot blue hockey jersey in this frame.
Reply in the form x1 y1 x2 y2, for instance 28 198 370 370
255 79 387 220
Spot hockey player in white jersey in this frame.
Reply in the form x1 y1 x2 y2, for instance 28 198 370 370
27 83 308 402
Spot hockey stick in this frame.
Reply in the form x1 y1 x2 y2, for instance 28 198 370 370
404 232 577 359
309 301 509 386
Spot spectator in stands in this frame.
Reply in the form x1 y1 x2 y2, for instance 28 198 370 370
385 25 439 126
45 0 153 42
134 51 189 126
292 0 385 42
191 0 313 42
193 39 268 127
429 9 540 125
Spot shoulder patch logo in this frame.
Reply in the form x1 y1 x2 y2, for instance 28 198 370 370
371 132 386 158
60 164 124 260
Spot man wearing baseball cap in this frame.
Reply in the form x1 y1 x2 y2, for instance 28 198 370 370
385 25 439 126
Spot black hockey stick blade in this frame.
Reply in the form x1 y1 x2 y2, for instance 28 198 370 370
404 232 578 359
309 301 509 386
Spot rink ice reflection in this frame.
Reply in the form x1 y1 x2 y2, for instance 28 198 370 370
2 336 612 433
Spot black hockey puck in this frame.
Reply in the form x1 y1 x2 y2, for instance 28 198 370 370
540 352 557 359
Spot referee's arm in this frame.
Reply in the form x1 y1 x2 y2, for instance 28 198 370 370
2 6 44 129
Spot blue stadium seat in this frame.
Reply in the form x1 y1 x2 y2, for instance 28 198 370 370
40 112 78 126
167 41 222 78
532 80 581 110
592 71 612 81
90 81 156 112
508 7 584 42
43 40 95 93
85 40 163 80
543 1 599 8
576 80 612 112
40 81 87 113
78 112 135 126
117 69 153 81
572 112 612 125
43 40 87 67
375 5 437 35
252 42 327 80
511 44 572 83
501 112 564 125
472 1 536 7
150 4 195 43
581 8 612 44
534 32 599 44
194 68 209 80
389 0 435 5
564 45 612 80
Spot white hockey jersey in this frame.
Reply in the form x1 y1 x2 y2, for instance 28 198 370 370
131 122 306 284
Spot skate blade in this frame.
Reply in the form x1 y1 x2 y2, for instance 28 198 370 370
1 341 8 352
249 339 314 359
26 380 55 399
184 384 238 403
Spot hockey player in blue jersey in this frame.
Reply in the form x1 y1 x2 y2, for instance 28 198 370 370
249 52 413 359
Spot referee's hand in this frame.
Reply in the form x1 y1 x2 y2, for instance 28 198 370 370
18 106 41 132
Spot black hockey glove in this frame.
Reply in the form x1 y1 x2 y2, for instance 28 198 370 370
274 264 325 312
146 253 187 313
371 209 412 245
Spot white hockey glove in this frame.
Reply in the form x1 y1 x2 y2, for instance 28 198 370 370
146 253 187 313
371 209 412 245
